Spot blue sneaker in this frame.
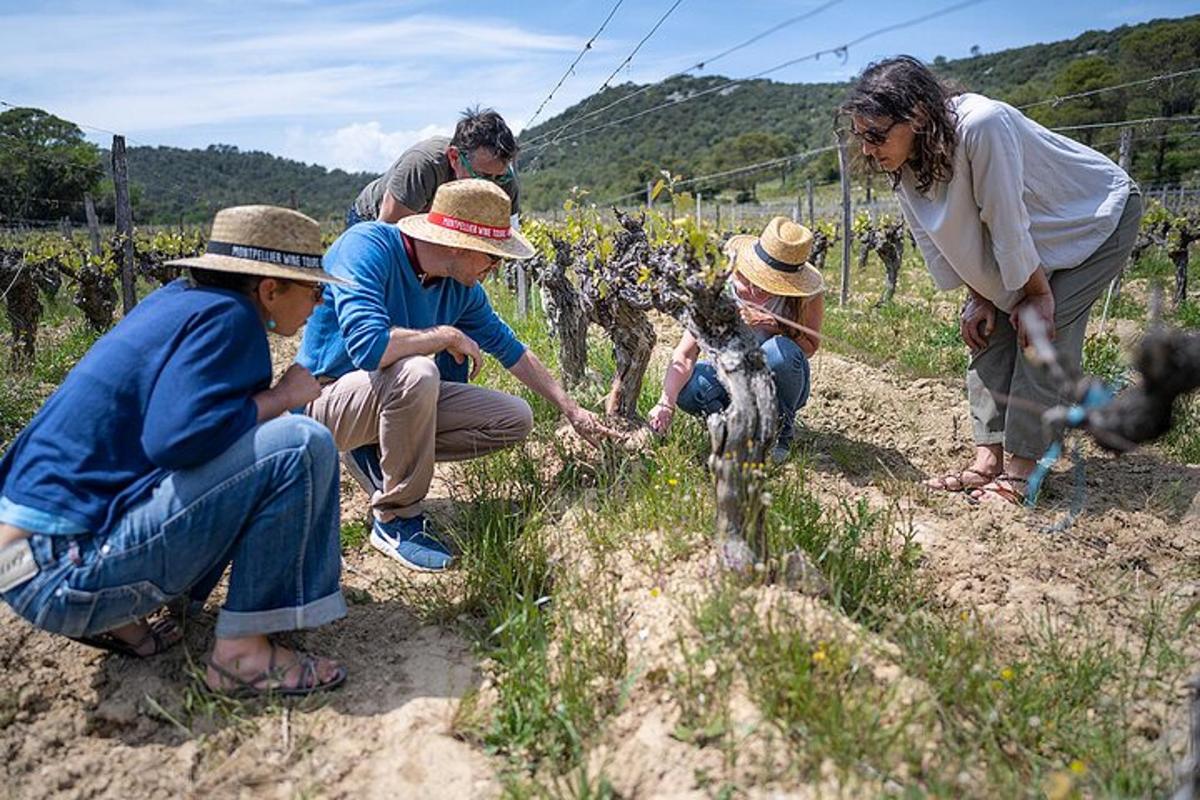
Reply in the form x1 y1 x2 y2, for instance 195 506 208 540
369 515 454 572
341 444 383 496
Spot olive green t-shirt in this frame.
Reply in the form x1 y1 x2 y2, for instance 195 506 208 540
352 135 521 220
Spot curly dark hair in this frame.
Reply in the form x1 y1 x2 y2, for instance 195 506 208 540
838 56 961 194
452 106 518 161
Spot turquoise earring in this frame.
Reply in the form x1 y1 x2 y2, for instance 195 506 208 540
267 318 277 331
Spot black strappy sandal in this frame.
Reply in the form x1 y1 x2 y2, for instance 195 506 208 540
205 641 347 698
71 616 182 659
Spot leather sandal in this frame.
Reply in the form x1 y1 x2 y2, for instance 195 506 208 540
967 474 1029 506
70 616 182 659
925 467 997 492
206 641 347 698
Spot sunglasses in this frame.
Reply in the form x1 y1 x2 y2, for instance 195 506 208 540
459 149 515 186
848 119 901 146
291 280 324 302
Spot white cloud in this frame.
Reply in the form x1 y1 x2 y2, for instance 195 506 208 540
0 3 593 141
281 121 451 173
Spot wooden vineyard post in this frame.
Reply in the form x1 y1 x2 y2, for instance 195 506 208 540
84 193 101 257
837 132 853 306
695 192 702 226
646 181 653 209
865 174 873 205
1100 127 1135 333
793 192 801 223
111 135 137 314
807 178 815 227
715 199 721 231
516 262 529 318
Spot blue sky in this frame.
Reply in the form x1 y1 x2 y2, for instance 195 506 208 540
0 0 1192 173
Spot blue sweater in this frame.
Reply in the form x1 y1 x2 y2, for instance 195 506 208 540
0 280 270 535
296 222 525 379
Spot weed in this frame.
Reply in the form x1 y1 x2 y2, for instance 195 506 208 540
1082 330 1131 387
1162 395 1200 464
339 519 369 552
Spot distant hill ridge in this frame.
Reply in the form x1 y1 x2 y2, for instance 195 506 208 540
103 13 1198 222
515 13 1200 209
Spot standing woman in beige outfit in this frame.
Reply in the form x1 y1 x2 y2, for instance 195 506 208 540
839 56 1141 504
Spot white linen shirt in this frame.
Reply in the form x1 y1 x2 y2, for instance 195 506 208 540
896 93 1131 312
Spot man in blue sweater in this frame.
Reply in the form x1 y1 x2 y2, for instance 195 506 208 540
298 179 612 572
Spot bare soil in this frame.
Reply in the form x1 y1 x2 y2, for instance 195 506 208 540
2 322 1198 798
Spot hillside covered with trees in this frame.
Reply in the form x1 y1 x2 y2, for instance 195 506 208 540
516 13 1200 209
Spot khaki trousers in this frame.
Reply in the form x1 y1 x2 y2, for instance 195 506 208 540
968 192 1142 459
307 355 533 521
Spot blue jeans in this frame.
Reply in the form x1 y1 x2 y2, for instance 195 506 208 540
1 415 346 640
676 335 811 446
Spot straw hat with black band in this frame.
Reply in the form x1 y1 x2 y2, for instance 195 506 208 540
397 179 535 261
166 205 352 286
726 216 824 297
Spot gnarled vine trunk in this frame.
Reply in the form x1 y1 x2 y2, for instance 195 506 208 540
575 215 656 420
874 221 905 307
620 211 777 570
529 238 589 387
74 256 117 333
1 249 42 370
1088 326 1200 453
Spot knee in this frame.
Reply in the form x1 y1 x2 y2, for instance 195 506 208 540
259 415 338 465
762 335 805 372
516 400 534 439
505 398 534 441
380 355 441 406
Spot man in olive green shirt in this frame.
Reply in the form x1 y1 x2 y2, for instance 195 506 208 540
348 107 521 227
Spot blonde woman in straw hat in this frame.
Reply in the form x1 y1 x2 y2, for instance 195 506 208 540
298 179 616 573
649 217 826 462
0 205 349 697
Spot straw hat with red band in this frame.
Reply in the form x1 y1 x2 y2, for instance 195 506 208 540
725 216 824 298
397 179 535 261
166 205 352 286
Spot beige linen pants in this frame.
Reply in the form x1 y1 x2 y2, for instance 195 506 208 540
307 355 533 521
968 192 1142 460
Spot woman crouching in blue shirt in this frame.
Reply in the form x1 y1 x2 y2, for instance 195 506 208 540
0 205 350 697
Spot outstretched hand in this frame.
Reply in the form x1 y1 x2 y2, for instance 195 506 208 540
738 305 782 336
568 407 622 448
647 402 675 435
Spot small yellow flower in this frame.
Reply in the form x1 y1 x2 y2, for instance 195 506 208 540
1000 667 1015 681
812 649 827 664
959 610 970 622
1069 760 1086 775
650 586 661 598
666 478 678 486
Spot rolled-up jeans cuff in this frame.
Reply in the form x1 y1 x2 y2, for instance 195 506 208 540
214 591 347 638
972 431 1005 446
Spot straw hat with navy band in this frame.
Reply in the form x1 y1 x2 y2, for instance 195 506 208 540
398 179 535 261
166 205 352 286
726 216 824 298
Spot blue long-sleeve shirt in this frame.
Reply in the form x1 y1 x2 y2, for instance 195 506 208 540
0 279 270 535
296 222 526 379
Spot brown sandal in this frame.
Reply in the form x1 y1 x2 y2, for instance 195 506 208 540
925 467 997 492
71 616 181 659
206 641 347 698
967 474 1029 506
